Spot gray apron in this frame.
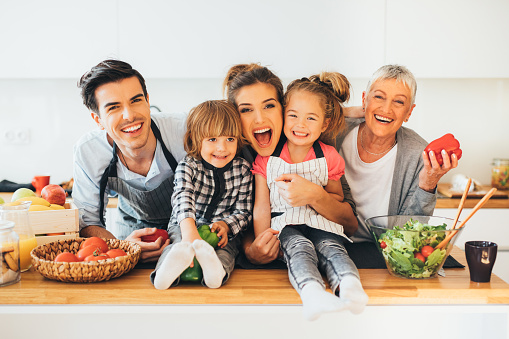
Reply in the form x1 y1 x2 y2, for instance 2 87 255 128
98 120 178 239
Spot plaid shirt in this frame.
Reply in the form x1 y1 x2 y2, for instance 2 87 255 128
170 155 253 236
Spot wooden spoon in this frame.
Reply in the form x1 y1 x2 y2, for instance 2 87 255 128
436 187 498 250
452 178 472 230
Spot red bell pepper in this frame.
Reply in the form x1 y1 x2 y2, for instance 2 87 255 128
424 133 462 166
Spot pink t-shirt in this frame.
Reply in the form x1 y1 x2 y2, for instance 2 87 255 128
252 141 345 181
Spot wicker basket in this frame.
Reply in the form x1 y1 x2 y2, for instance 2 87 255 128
30 238 141 283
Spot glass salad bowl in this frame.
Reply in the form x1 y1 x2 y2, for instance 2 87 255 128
366 215 463 279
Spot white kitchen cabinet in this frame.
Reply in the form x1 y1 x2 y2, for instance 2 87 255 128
0 1 118 78
117 0 385 79
385 0 509 78
435 208 509 283
435 209 509 249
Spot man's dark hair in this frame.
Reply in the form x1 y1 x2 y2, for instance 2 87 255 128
78 60 147 114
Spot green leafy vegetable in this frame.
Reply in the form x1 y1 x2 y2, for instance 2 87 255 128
376 219 449 278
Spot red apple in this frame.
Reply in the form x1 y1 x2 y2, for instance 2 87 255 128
41 184 67 206
141 228 169 242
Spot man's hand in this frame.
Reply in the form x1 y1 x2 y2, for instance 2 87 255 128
125 228 170 262
419 150 459 193
274 173 321 207
210 221 230 248
245 228 281 265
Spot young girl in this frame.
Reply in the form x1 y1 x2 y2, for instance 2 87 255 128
252 73 368 320
152 100 253 289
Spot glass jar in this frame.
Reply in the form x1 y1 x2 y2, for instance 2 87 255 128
0 220 21 287
492 158 509 190
0 201 37 272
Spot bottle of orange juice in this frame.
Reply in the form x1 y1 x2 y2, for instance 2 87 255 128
0 201 37 272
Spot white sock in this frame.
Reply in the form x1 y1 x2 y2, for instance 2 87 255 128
192 239 226 289
153 242 195 290
338 275 369 314
299 281 347 321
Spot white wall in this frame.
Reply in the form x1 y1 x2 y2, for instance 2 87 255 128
1 77 508 185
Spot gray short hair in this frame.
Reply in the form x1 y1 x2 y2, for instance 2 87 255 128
366 65 417 105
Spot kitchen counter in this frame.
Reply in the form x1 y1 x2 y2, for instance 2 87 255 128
1 249 508 338
1 248 508 305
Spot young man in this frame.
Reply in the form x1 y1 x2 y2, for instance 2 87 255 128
73 60 186 262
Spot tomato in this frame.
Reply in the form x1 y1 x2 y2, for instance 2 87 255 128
80 237 109 253
421 245 434 258
77 245 103 261
84 253 110 262
380 241 387 249
106 249 127 258
54 252 79 263
141 228 169 243
414 252 426 263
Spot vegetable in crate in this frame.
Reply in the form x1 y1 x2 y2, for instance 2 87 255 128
180 225 220 282
424 133 462 165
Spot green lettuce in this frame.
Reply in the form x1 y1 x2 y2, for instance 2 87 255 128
377 219 449 278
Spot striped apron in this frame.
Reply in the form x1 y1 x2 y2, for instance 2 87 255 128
267 140 350 241
98 120 178 240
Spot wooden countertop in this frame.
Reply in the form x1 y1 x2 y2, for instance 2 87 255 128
1 247 508 305
436 197 509 209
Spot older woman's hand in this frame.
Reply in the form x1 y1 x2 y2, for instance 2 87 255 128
419 149 459 192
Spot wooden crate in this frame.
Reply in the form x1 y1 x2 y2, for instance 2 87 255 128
30 200 79 246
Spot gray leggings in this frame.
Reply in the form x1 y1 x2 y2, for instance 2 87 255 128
279 225 359 295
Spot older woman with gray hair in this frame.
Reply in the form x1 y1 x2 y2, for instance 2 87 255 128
336 64 459 243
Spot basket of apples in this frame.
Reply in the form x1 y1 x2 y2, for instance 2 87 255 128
30 237 141 282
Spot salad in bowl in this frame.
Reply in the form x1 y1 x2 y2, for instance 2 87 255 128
366 215 463 279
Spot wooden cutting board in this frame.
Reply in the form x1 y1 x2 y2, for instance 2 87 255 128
437 183 509 199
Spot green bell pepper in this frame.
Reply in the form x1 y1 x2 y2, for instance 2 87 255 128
179 258 203 282
180 225 220 282
197 224 220 248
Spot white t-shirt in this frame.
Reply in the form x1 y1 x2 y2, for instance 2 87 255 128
339 125 397 242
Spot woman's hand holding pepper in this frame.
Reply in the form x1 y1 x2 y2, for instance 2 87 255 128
419 149 459 193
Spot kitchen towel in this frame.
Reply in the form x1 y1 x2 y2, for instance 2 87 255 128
234 241 464 270
0 179 35 192
136 242 464 270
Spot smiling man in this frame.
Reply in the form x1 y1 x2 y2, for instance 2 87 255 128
73 60 186 262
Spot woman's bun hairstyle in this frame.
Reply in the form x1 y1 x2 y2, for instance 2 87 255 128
223 63 284 106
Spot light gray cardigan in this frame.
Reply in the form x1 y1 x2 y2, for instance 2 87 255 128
336 118 437 242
